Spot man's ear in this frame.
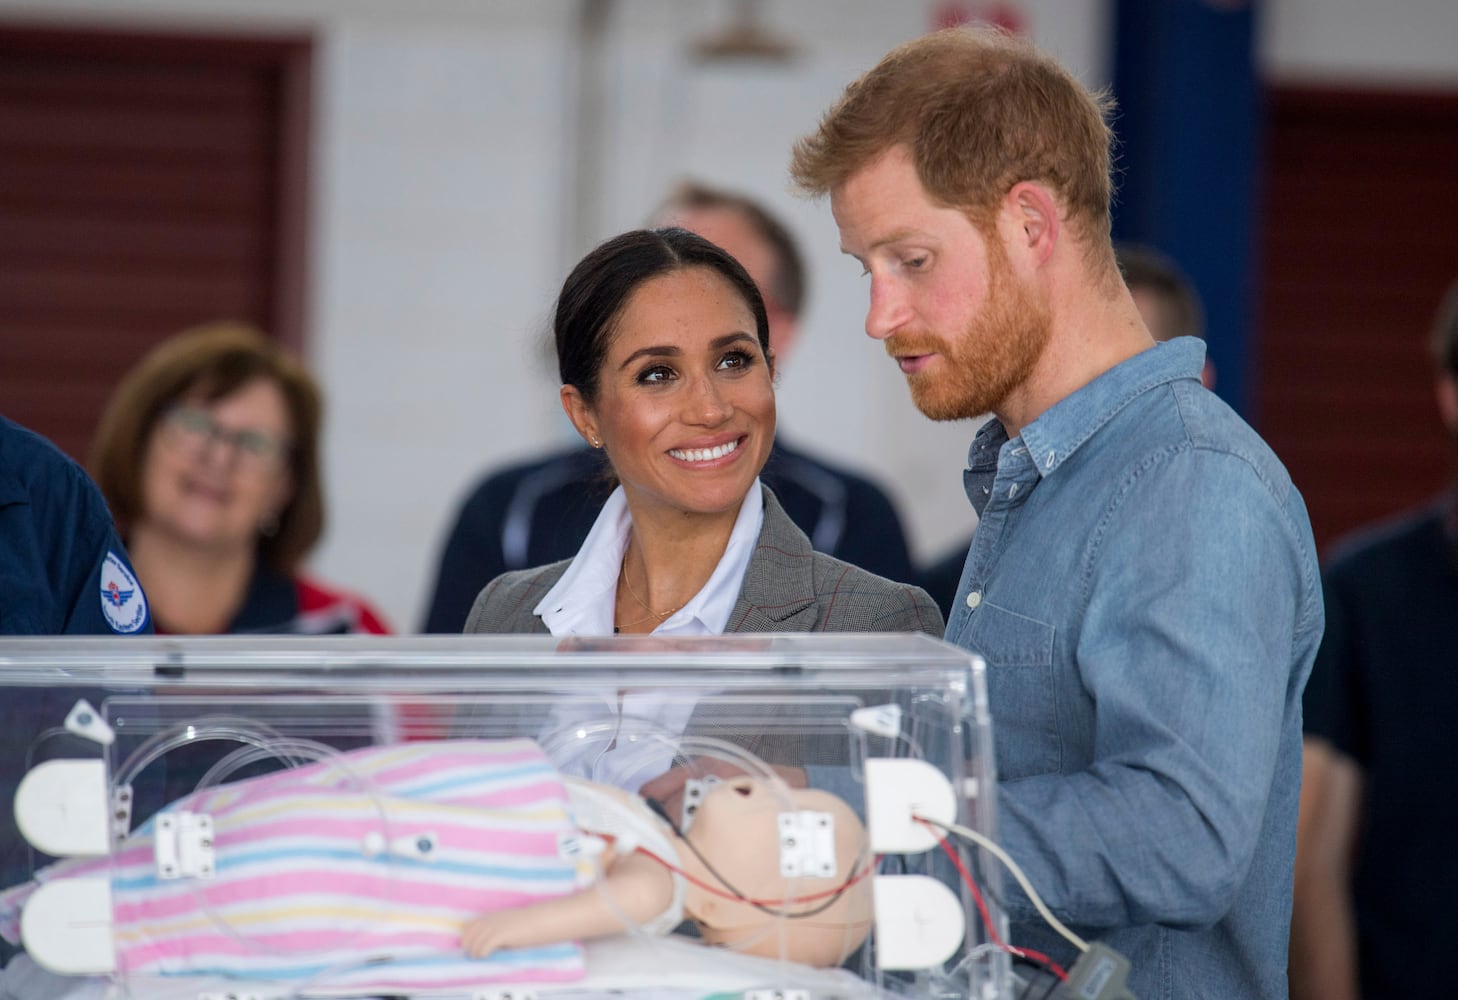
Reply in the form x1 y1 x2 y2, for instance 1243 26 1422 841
1001 181 1060 267
1436 374 1458 436
560 384 600 448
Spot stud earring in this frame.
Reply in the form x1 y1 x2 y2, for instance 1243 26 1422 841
589 437 602 448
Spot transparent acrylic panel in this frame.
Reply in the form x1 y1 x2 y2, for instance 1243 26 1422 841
0 634 1011 999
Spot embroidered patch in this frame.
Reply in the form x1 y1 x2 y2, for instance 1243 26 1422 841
99 550 148 634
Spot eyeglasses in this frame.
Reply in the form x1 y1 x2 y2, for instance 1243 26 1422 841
161 405 291 468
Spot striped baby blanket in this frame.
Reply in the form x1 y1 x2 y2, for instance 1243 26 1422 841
0 738 588 993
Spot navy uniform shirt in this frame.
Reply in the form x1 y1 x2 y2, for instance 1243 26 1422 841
0 415 150 636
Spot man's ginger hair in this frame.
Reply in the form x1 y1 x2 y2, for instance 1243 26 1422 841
791 26 1117 262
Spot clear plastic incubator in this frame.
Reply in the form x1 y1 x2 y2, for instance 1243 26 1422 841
0 634 1013 999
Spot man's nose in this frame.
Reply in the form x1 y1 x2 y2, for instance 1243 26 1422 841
865 278 909 340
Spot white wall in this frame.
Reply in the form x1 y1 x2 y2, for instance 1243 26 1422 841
1260 0 1458 84
6 0 1453 632
308 14 577 633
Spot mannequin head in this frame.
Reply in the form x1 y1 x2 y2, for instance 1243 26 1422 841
670 776 874 967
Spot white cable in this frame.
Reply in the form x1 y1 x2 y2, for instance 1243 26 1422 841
914 813 1089 954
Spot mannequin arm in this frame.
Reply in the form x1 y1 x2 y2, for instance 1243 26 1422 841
461 849 676 958
1289 737 1363 1000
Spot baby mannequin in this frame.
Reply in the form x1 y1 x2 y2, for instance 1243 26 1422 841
0 738 873 993
463 771 874 968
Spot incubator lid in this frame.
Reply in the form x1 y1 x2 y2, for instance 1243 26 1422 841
0 632 985 698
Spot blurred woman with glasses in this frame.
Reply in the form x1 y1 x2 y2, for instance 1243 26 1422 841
90 322 391 635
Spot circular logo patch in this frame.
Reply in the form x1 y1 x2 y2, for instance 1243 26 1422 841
99 550 149 634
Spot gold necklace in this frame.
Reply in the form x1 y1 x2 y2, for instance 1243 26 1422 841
615 548 686 632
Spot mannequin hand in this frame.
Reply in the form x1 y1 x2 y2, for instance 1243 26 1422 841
461 854 672 960
461 911 524 958
463 906 566 958
640 759 807 829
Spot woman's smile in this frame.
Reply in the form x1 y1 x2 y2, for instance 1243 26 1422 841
668 435 744 465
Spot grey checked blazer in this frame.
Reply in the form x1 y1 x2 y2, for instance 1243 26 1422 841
463 485 943 637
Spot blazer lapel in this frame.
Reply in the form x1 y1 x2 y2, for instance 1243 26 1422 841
727 486 820 632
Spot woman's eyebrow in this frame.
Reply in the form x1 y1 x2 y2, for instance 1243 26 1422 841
618 344 682 370
711 332 758 350
617 332 755 370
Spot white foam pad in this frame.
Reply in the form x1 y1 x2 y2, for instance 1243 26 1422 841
20 878 116 975
14 759 110 858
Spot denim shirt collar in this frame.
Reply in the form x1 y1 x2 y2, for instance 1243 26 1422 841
964 336 1207 516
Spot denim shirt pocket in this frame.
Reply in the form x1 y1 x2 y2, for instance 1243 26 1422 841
967 601 1059 781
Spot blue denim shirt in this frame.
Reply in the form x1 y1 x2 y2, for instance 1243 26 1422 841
944 338 1322 999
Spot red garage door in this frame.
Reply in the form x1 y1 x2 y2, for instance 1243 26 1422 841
1255 86 1458 555
0 24 311 465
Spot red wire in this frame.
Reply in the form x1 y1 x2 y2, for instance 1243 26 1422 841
586 826 879 908
919 819 1068 981
634 844 881 907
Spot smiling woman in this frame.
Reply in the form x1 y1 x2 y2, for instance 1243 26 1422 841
464 228 941 642
88 322 391 637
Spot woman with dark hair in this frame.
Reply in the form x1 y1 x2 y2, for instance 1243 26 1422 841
90 322 390 635
465 228 940 638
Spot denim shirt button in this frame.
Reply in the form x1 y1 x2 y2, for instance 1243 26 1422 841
965 590 982 610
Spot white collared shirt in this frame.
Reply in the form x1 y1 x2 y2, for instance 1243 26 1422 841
532 480 765 790
533 479 764 638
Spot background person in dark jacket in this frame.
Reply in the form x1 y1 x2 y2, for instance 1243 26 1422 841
1290 278 1458 1000
1 414 150 636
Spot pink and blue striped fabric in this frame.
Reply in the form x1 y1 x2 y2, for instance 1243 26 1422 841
0 738 588 992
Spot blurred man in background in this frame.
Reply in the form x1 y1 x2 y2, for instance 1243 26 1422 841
1290 278 1458 1000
